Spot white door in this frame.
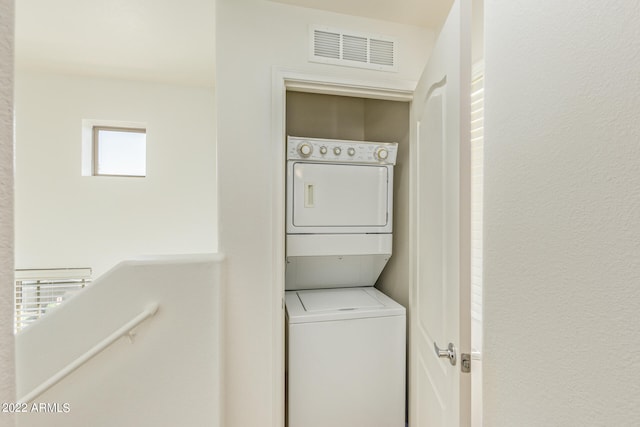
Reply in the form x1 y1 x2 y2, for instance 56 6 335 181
409 0 472 425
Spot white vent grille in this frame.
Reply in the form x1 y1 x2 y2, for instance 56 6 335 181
310 26 397 72
342 35 368 63
370 39 395 66
314 30 340 59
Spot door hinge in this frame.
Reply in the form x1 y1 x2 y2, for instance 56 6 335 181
461 353 471 373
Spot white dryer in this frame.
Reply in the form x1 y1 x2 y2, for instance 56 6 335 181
286 136 397 290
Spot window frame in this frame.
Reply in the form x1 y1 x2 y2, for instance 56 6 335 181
92 125 147 177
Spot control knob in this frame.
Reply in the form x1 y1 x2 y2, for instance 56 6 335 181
298 143 312 157
333 147 342 155
319 146 328 155
376 147 389 161
347 147 356 156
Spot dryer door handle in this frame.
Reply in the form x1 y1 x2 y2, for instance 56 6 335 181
304 183 315 208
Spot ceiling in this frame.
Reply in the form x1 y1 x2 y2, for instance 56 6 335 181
270 0 452 30
15 0 216 86
15 0 450 86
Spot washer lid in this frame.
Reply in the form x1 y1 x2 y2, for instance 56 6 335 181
286 287 405 324
301 288 383 311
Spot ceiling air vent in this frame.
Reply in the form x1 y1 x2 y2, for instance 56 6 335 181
309 26 397 72
314 30 340 60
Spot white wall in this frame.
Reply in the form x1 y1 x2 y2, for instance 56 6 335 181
216 1 433 425
484 1 640 425
0 0 16 422
16 254 223 427
14 71 217 278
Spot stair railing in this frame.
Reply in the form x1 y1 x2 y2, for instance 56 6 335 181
18 302 160 404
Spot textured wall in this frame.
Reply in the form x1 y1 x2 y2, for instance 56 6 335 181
484 1 640 425
0 0 16 424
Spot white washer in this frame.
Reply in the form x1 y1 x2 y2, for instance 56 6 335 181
286 287 406 427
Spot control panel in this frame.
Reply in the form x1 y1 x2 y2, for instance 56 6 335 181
287 136 398 165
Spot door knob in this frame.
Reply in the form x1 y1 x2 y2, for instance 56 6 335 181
434 342 457 366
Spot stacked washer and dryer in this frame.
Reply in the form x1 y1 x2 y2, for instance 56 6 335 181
285 136 406 427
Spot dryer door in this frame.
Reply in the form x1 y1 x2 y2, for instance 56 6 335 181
287 162 393 233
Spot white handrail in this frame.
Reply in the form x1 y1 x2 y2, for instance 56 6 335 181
18 302 160 404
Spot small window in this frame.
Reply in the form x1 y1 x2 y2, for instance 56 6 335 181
93 126 146 177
